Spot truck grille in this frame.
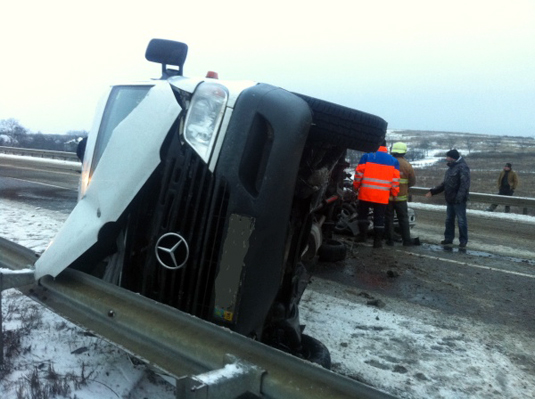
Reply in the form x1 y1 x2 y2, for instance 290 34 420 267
123 141 229 320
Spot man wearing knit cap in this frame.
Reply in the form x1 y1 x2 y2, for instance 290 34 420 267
486 162 519 213
425 149 471 247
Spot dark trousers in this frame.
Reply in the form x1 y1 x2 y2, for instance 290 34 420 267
445 202 468 244
357 200 387 232
488 188 513 213
385 200 411 244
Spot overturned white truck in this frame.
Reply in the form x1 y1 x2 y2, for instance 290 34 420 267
34 39 387 367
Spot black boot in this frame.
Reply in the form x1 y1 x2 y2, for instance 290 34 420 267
355 221 369 243
373 228 384 248
384 231 394 246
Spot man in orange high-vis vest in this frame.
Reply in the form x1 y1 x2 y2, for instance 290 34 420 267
353 141 400 248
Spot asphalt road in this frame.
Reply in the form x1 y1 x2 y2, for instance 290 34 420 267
411 206 535 260
2 157 535 334
0 156 79 214
2 155 535 396
314 234 535 335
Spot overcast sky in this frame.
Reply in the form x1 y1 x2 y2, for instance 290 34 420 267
1 0 534 137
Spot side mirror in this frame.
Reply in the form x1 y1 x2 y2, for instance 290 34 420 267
145 39 188 78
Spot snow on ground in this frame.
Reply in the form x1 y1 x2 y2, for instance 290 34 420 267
1 200 176 398
1 199 535 398
0 153 81 169
409 202 535 260
300 277 535 399
0 199 68 254
0 288 176 399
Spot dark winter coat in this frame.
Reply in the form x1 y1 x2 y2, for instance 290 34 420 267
430 157 470 204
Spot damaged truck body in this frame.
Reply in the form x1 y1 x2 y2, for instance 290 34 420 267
31 39 387 368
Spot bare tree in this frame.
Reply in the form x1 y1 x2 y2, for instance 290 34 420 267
517 136 535 152
437 136 457 150
488 137 502 152
464 137 474 154
419 138 431 157
0 118 28 145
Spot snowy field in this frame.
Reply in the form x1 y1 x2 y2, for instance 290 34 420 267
1 198 535 398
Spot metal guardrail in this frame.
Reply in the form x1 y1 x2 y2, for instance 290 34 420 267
0 145 79 161
0 237 39 270
0 238 38 364
410 186 535 212
0 239 395 399
1 149 532 210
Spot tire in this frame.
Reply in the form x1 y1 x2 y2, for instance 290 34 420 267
333 223 353 236
294 93 387 152
318 239 347 262
300 334 332 369
341 203 357 218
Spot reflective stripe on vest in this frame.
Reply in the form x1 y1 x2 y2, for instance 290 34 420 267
361 184 391 191
354 147 400 204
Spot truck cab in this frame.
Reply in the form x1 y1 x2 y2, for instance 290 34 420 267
35 39 387 367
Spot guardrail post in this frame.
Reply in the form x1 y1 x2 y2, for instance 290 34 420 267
176 355 265 399
1 273 4 365
409 187 534 215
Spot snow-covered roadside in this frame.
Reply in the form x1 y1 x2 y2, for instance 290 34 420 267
300 277 535 399
1 199 176 398
409 202 535 261
1 198 535 398
0 288 176 399
0 198 68 254
0 153 81 170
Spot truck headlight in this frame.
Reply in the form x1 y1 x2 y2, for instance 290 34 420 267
184 82 228 162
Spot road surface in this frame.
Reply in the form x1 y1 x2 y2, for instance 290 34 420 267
2 154 535 398
0 155 78 213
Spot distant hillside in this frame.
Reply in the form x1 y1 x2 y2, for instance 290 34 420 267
387 129 535 158
346 129 535 165
379 130 535 213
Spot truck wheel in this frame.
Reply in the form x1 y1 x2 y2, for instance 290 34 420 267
301 334 332 369
341 203 357 218
318 239 347 262
294 93 387 152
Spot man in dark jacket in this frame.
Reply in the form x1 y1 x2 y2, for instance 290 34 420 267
425 149 471 247
76 136 88 163
486 163 519 213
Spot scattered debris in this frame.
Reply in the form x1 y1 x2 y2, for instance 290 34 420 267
366 299 386 308
70 347 89 355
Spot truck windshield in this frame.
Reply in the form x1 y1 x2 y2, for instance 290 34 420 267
91 86 152 176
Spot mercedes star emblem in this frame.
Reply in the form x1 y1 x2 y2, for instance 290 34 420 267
155 232 190 270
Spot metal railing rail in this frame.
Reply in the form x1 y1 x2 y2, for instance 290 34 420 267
0 239 395 399
410 186 535 212
1 149 533 211
0 145 79 161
